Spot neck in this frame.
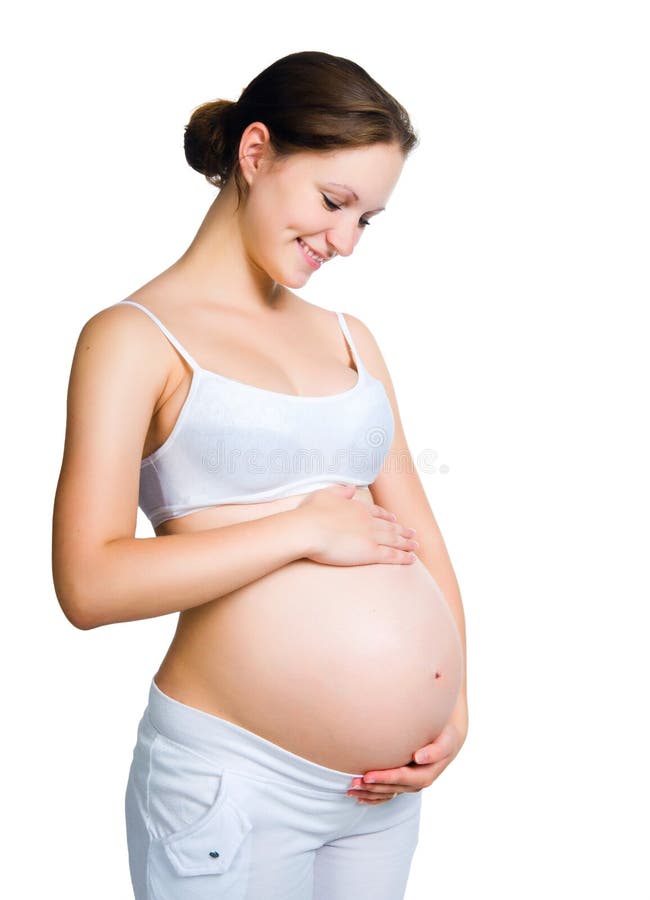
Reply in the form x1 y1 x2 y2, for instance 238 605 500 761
168 180 288 314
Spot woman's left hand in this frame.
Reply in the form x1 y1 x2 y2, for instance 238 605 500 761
347 722 464 803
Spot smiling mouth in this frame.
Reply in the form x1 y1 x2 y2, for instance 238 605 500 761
296 237 329 263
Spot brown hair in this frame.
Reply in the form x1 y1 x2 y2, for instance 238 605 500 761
184 50 419 209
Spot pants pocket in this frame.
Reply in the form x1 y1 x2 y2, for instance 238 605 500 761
159 771 252 877
147 733 253 879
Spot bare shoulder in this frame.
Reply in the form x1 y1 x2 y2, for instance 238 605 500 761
338 310 395 386
63 299 174 473
74 300 174 403
78 298 166 352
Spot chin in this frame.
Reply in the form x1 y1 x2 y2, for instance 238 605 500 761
260 246 314 288
270 265 312 289
282 273 312 289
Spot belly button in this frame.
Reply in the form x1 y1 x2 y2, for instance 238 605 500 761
434 671 442 679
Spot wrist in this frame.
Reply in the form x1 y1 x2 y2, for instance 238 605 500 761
278 505 321 560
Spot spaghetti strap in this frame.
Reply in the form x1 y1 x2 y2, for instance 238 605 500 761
118 300 200 371
336 311 366 376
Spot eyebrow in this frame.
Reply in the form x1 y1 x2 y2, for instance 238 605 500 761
324 182 386 212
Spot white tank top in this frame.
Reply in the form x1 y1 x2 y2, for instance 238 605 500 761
117 300 395 528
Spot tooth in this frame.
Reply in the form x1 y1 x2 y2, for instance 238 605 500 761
299 238 323 261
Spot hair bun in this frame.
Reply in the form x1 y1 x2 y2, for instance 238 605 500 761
184 99 238 186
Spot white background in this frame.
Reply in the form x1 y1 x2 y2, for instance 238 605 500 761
3 1 648 897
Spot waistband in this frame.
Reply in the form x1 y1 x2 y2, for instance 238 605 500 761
146 678 364 792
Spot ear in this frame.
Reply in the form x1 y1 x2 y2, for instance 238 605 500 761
237 121 275 187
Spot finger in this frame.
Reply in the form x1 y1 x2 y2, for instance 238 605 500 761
375 522 419 553
413 741 456 767
371 505 398 523
360 768 425 789
375 519 417 540
350 785 413 798
376 544 419 565
371 507 396 522
348 789 399 802
349 781 403 795
348 776 407 800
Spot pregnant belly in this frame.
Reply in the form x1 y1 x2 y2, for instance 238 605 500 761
158 553 464 773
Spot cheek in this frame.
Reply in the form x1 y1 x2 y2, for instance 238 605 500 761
243 181 325 251
242 198 280 253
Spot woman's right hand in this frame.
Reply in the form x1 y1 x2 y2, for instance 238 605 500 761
295 483 419 566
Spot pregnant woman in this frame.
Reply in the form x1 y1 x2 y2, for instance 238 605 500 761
52 51 468 900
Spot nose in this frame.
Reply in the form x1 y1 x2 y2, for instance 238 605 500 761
326 219 362 258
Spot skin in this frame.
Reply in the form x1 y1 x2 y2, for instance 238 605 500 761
177 124 469 800
59 121 469 803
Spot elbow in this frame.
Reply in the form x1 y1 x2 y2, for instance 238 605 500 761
65 605 102 631
54 578 104 631
53 547 108 630
58 594 103 631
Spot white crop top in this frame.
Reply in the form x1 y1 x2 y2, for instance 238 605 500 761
116 299 395 528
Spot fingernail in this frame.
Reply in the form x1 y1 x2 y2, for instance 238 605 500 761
414 752 427 764
364 777 376 783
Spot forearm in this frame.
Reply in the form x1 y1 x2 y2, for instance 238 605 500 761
449 690 468 745
417 540 469 744
63 507 310 630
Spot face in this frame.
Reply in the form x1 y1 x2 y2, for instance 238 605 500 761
238 127 405 287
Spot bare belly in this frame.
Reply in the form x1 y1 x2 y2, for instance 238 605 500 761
153 488 464 773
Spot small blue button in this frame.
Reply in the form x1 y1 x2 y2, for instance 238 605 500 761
209 850 220 859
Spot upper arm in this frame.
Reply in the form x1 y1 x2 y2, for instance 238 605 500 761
344 312 445 542
52 304 169 612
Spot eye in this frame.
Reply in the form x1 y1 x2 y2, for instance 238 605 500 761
322 193 341 212
321 193 371 228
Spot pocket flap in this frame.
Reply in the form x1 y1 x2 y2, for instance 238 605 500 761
160 771 253 877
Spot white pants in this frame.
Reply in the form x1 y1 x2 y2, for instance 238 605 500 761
125 679 422 899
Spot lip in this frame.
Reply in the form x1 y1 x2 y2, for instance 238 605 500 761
296 237 329 267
